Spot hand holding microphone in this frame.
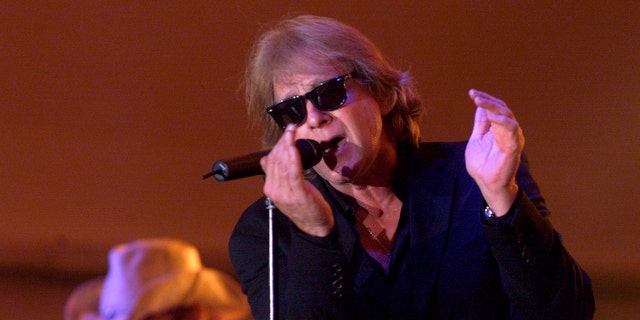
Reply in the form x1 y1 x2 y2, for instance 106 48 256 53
204 127 334 236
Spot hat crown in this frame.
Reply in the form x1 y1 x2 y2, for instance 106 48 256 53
99 238 202 319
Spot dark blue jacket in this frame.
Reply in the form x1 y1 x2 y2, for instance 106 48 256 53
229 141 594 319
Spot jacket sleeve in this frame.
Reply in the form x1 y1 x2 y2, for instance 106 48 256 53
228 197 352 320
228 198 273 320
482 153 595 319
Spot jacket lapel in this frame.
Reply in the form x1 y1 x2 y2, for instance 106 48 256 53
406 154 456 315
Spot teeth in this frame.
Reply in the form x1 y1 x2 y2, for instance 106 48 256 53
322 137 342 153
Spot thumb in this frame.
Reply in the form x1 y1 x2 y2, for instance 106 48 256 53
470 106 490 139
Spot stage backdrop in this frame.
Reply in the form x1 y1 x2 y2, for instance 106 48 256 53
1 1 638 319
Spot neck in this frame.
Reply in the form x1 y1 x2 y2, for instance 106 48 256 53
347 185 403 241
333 139 398 200
349 187 398 216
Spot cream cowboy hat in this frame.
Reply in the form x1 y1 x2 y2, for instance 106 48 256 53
64 238 252 320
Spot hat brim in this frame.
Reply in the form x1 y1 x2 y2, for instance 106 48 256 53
64 269 251 320
64 277 105 320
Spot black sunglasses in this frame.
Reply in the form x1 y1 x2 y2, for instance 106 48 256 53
266 72 356 128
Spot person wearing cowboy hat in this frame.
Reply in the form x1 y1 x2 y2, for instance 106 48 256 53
64 238 252 320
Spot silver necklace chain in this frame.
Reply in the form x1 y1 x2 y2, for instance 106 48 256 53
355 215 392 257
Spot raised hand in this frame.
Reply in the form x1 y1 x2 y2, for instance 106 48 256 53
465 89 524 216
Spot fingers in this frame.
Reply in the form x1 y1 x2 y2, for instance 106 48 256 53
263 124 298 167
468 89 511 116
281 124 301 169
470 105 489 139
468 89 524 153
261 124 304 195
468 88 519 130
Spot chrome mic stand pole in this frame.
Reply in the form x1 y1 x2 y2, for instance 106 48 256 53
265 197 276 320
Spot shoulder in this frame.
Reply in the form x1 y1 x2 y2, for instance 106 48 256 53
405 141 469 174
236 196 270 227
417 140 468 160
391 141 471 198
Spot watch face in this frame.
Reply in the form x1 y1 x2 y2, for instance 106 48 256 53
483 206 496 218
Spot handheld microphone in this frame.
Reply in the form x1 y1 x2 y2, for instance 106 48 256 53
202 139 323 182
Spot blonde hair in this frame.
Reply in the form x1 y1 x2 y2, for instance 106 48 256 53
245 15 423 148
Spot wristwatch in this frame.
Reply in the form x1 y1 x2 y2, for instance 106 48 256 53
483 206 496 219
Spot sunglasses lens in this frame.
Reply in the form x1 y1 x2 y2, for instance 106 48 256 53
312 78 347 111
266 73 352 128
268 98 307 128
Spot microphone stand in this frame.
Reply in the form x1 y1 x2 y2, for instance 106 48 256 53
265 197 277 320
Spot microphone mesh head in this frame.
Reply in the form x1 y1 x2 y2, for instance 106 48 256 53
295 139 322 169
